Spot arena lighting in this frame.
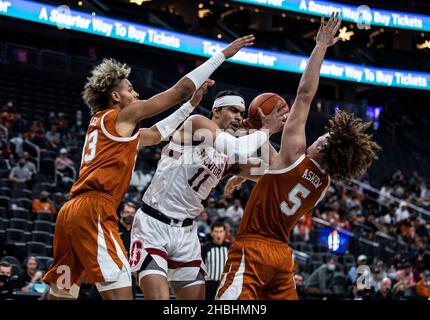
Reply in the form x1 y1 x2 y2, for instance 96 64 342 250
231 0 430 32
78 1 83 6
338 26 354 41
198 8 211 18
3 0 430 90
129 0 151 5
417 40 430 49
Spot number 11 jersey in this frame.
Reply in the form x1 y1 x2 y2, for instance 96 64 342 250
237 154 330 243
142 141 228 220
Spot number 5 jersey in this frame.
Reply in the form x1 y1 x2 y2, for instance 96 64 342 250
237 154 330 243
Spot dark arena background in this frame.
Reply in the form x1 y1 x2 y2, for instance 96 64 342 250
0 0 430 303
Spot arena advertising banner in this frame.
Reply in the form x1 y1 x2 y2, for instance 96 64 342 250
232 0 430 32
1 0 429 90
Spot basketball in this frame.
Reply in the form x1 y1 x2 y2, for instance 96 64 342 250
246 93 288 129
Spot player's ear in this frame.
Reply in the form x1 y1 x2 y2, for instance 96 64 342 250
212 107 221 119
110 90 121 103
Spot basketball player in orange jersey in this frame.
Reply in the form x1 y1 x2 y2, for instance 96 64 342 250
42 35 255 300
216 13 380 300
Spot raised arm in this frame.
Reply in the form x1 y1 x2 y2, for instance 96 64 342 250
273 13 341 168
116 35 255 136
138 80 214 147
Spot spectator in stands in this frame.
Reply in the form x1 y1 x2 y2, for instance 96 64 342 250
293 214 312 241
347 255 368 284
24 120 45 146
294 273 306 299
52 192 67 212
201 221 230 300
56 112 68 136
371 260 388 289
43 112 56 131
118 202 137 255
32 191 57 216
45 124 61 150
395 262 416 292
55 148 74 173
11 113 26 135
370 277 392 300
17 256 43 292
0 261 14 300
205 197 219 223
130 165 152 193
10 133 24 157
304 255 338 295
382 203 396 226
22 152 37 177
224 198 244 225
378 181 392 206
224 220 234 242
392 280 406 300
415 270 430 298
9 156 32 187
395 201 410 222
216 196 230 219
197 211 211 237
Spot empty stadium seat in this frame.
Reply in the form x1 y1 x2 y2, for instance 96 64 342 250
296 242 314 253
11 189 33 199
26 241 47 256
32 230 52 245
0 217 8 230
33 220 53 233
9 208 30 220
0 195 11 209
35 212 54 222
313 244 329 253
10 218 31 231
36 256 53 271
16 198 32 210
5 228 27 259
0 187 11 197
0 207 7 219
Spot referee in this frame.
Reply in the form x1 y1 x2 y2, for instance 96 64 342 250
201 221 231 300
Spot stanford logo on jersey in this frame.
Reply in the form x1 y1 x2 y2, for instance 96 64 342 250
129 240 143 267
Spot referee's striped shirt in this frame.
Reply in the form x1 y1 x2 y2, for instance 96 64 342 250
201 241 231 281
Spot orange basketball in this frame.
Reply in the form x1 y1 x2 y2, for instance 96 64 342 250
246 93 288 129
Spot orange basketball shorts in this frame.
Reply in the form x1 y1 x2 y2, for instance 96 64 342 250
215 236 298 300
43 192 129 293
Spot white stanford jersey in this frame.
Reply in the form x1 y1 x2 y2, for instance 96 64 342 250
142 141 228 220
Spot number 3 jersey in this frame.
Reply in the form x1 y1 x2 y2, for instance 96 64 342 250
237 154 330 243
142 141 229 220
70 109 140 206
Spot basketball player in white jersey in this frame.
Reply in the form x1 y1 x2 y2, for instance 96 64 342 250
130 90 288 300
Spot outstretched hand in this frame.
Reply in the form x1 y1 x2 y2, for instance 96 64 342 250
222 35 255 59
259 101 288 135
316 12 342 47
190 79 215 107
224 176 246 195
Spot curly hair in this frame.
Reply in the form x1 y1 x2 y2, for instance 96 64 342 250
321 110 381 180
82 58 131 115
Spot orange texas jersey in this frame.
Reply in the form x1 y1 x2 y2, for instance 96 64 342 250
70 108 140 206
237 155 330 243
